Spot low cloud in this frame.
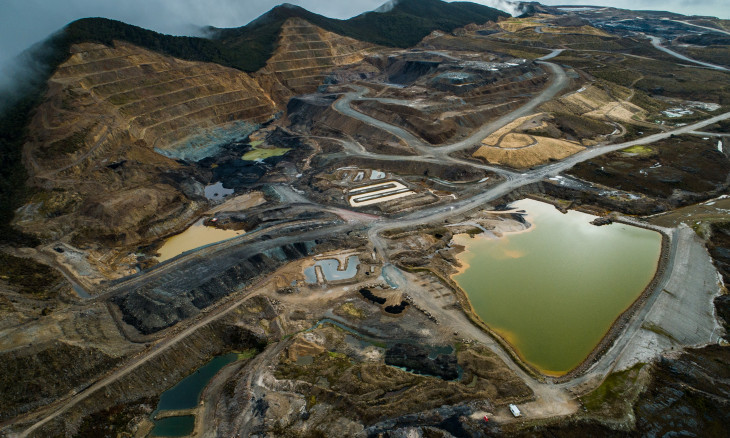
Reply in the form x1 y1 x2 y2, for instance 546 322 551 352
1 0 727 105
538 0 730 18
0 1 383 81
468 1 526 17
0 0 381 105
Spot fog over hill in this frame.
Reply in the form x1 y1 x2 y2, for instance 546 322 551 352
540 0 730 18
2 0 728 76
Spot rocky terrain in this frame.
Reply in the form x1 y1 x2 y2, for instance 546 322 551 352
1 1 730 437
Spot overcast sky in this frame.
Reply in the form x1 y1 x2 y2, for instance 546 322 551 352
1 0 729 71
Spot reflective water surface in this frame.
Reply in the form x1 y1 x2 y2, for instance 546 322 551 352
452 199 662 375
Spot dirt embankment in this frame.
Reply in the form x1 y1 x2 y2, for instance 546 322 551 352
508 345 730 437
254 17 376 102
16 296 275 438
0 299 138 423
287 94 416 156
0 341 120 423
707 222 730 338
15 16 379 253
112 234 359 336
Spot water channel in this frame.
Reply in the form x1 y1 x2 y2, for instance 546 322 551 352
452 199 662 375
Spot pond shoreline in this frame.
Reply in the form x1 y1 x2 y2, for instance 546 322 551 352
424 202 671 382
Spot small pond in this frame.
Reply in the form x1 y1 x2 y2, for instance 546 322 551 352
150 353 239 436
304 255 360 284
156 220 243 262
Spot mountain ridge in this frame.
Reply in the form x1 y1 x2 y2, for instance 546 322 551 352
0 0 508 244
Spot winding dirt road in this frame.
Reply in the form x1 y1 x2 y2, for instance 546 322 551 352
13 51 730 437
646 35 730 72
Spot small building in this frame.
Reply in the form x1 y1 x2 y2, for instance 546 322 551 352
509 404 521 417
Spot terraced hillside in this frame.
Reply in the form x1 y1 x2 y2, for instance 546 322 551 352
46 41 276 157
16 19 378 250
0 0 508 246
255 18 376 102
16 41 282 248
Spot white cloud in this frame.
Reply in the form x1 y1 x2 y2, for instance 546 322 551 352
0 0 728 91
467 1 525 17
538 0 730 18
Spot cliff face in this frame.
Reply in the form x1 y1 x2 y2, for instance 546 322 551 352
15 19 375 248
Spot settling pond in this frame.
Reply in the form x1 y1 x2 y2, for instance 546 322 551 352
304 255 360 284
452 199 661 376
150 353 239 437
156 219 244 262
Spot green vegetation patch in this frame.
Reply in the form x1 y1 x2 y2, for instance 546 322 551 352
241 144 290 161
338 302 365 319
580 363 647 418
0 253 66 299
276 350 352 384
236 348 258 360
621 145 655 157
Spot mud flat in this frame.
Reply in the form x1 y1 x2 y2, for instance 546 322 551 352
155 219 244 262
452 199 662 375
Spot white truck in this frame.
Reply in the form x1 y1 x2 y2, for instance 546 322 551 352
509 404 521 417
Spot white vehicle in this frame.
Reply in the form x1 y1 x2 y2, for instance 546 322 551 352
509 404 521 417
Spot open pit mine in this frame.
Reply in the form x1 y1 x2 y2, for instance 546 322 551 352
1 0 730 437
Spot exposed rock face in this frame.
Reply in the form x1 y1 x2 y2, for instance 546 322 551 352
0 341 119 422
385 343 460 380
255 18 375 102
590 217 613 226
17 18 376 248
50 41 276 154
113 241 318 334
18 41 276 245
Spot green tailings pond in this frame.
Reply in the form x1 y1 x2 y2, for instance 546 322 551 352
452 199 661 376
150 416 195 437
150 353 239 437
156 219 244 262
241 139 290 161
